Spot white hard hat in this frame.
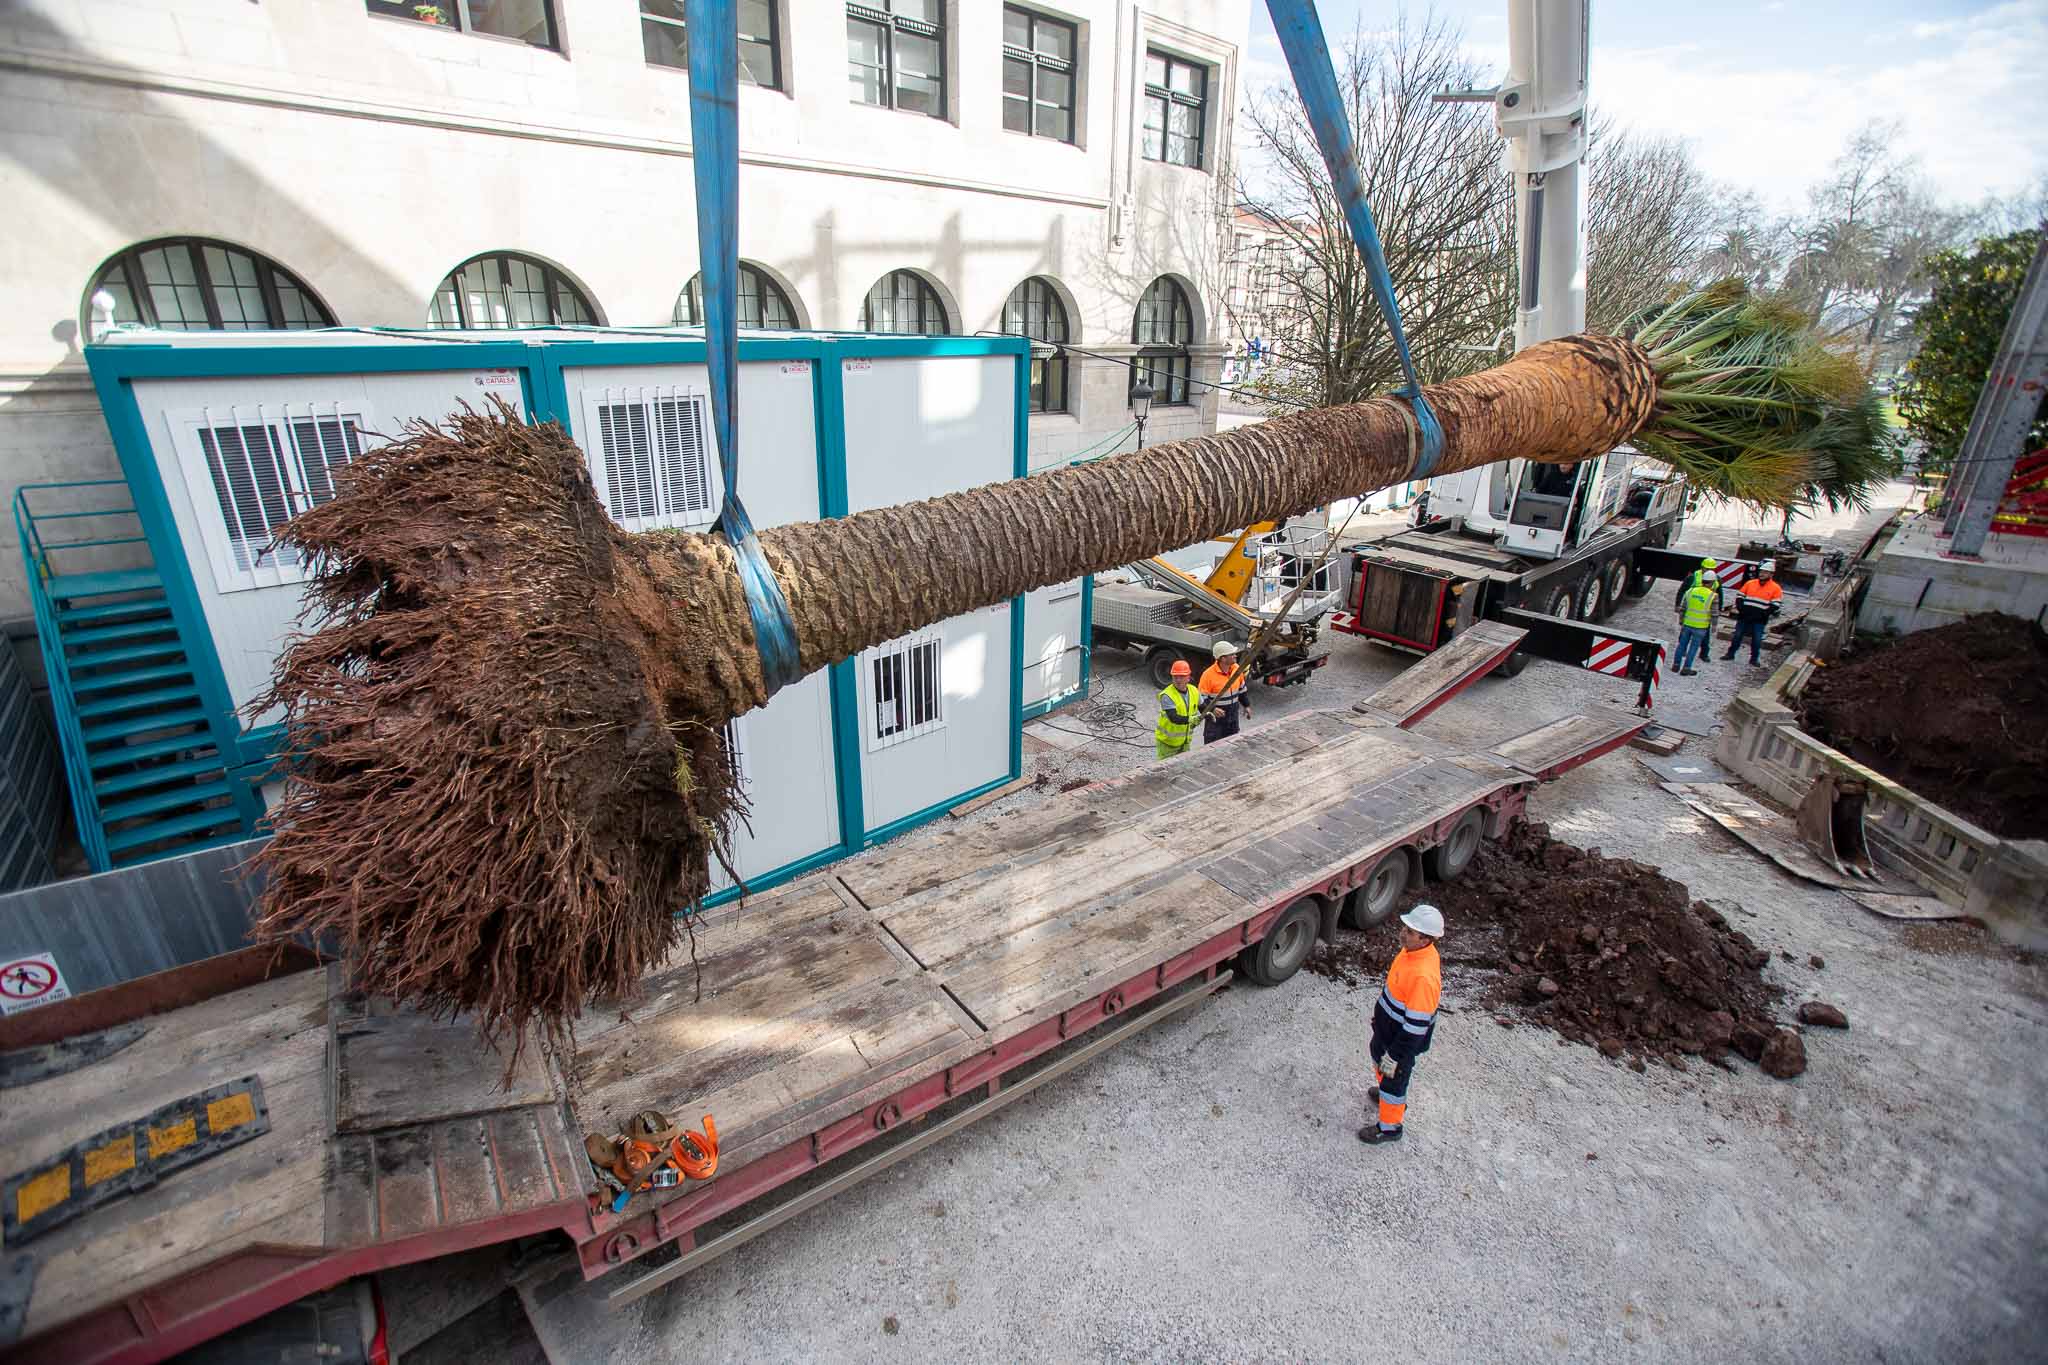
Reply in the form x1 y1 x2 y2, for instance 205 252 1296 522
1400 904 1444 938
1213 640 1240 659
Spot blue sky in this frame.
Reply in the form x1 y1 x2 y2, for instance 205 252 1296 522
1243 1 2048 210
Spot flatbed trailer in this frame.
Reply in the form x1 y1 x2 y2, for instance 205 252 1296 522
1 629 1646 1363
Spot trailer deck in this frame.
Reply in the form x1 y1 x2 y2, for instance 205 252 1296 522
5 674 1646 1363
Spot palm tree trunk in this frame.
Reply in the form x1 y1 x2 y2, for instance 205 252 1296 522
628 332 1656 724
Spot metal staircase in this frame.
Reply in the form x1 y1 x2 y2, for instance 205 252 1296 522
14 481 264 871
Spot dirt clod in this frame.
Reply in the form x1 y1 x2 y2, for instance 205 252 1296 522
1797 1001 1849 1028
1799 613 2048 839
1760 1028 1808 1079
1809 954 1825 970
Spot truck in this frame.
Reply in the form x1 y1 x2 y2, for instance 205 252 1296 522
1331 455 1758 700
1091 520 1336 691
0 629 1646 1363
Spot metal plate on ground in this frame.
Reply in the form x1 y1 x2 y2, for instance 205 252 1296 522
1661 782 1885 891
1844 890 1961 921
1649 712 1717 738
1638 753 1730 785
1021 719 1096 753
0 1021 146 1089
1 1075 270 1244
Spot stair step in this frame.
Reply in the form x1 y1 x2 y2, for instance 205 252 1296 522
54 597 170 626
109 826 262 869
81 707 209 746
70 661 195 694
86 728 221 770
44 569 164 600
62 618 180 648
93 755 228 799
104 804 245 855
74 685 201 720
101 779 236 825
66 640 185 671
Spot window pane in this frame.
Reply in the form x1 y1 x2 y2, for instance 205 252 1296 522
99 273 140 326
1143 95 1167 159
1003 7 1030 48
738 0 773 43
848 18 886 104
1004 95 1030 134
1036 68 1071 140
1170 60 1200 96
1146 53 1167 87
1002 54 1029 98
274 280 320 328
1167 132 1194 168
467 0 555 48
892 0 940 22
893 32 942 116
1036 20 1071 62
738 36 775 86
641 12 686 68
554 278 594 324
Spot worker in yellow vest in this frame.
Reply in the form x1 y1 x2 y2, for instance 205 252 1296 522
1360 903 1444 1146
1155 659 1201 759
1674 576 1719 675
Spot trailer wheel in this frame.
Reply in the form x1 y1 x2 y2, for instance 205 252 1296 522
1424 808 1486 882
1245 896 1321 986
1145 646 1181 688
1571 574 1603 620
1596 559 1629 619
1343 848 1409 930
1492 648 1530 679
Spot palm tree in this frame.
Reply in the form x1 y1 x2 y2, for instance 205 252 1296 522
256 288 1890 1040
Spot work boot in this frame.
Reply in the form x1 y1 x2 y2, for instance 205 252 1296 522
1366 1085 1380 1102
1358 1124 1404 1145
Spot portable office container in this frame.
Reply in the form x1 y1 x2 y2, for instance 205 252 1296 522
56 326 1088 893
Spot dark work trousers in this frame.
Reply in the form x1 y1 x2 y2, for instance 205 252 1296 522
1203 700 1243 745
1725 617 1767 664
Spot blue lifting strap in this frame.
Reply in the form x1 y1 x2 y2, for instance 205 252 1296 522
1265 0 1447 478
686 0 802 695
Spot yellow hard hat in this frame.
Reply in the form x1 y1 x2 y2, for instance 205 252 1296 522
1701 557 1719 568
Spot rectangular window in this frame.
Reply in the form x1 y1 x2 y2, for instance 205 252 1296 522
1142 49 1207 169
639 0 782 89
172 404 369 591
867 629 945 749
847 1 946 118
1133 352 1191 406
587 388 715 532
1002 7 1075 142
364 1 559 51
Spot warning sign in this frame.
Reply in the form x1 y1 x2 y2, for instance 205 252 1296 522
0 952 69 1015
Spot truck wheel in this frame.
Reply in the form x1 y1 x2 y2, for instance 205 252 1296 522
1571 573 1603 620
1596 560 1629 619
1245 896 1321 987
1424 808 1486 882
1625 564 1655 598
1145 646 1180 688
1541 579 1577 619
1343 849 1409 929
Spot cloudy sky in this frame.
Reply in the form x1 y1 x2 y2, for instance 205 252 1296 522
1243 0 2048 211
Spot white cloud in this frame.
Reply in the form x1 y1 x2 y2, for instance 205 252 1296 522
1588 1 2048 209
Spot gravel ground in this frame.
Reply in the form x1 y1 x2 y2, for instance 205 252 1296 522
402 484 2048 1363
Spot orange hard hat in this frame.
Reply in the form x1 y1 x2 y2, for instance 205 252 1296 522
1170 659 1192 679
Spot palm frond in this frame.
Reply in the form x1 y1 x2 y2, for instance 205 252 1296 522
1630 281 1892 510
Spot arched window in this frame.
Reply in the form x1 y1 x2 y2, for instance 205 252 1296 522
860 270 950 335
1132 277 1195 405
674 264 799 329
1002 277 1070 414
89 239 333 331
428 253 598 328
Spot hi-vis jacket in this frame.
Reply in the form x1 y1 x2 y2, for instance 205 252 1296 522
1155 683 1201 747
1370 942 1442 1061
1681 582 1718 630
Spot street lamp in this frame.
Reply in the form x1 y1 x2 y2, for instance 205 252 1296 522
1130 380 1155 450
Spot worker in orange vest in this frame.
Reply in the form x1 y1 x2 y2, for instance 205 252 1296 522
1198 640 1252 743
1360 903 1443 1147
1723 561 1784 665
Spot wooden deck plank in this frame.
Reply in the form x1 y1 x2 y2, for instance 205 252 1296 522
488 1106 572 1214
1490 711 1648 778
837 802 1116 911
431 1116 501 1227
372 1126 443 1240
881 828 1181 967
1356 620 1527 726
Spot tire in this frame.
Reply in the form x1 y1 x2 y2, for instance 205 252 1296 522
1342 849 1410 930
1625 564 1655 598
1571 573 1603 620
1245 896 1321 987
1424 808 1486 882
1145 646 1180 689
1541 579 1577 619
1492 648 1530 679
1596 559 1628 619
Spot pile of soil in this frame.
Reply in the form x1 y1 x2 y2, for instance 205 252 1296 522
1308 821 1803 1078
1798 613 2048 840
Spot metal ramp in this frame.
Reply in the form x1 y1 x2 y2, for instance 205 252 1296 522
1353 620 1527 727
14 482 263 872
